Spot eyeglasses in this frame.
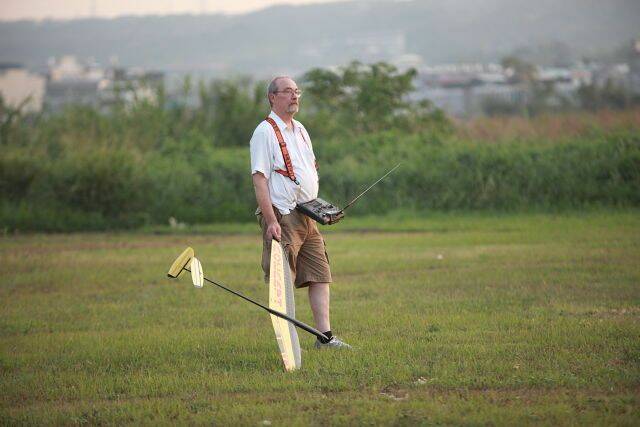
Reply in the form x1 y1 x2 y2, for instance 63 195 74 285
274 88 303 97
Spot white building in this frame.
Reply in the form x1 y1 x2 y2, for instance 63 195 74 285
48 55 105 82
44 56 164 112
0 63 46 113
45 56 104 110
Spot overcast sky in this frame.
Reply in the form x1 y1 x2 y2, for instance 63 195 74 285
0 0 349 21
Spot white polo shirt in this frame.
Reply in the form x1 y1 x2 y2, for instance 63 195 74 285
250 111 319 215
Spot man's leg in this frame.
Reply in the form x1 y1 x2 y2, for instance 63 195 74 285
308 282 330 332
309 282 351 349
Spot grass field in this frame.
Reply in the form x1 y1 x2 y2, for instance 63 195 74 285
1 211 639 425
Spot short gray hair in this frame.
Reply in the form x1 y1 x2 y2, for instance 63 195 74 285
267 76 290 106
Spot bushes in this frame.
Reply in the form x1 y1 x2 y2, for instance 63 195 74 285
51 149 151 217
1 129 638 231
0 150 41 201
0 146 153 231
314 132 640 214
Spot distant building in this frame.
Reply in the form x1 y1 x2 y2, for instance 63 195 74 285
413 62 586 117
43 56 164 112
415 63 515 116
46 79 101 110
591 64 629 89
417 83 528 117
49 55 104 81
45 56 103 111
99 67 164 109
0 63 46 113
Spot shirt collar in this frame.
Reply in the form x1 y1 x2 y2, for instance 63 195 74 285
269 110 298 132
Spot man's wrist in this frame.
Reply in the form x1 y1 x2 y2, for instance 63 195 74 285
265 213 278 226
261 206 278 226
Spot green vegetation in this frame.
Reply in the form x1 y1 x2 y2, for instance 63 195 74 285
1 128 638 231
1 211 639 424
1 63 640 231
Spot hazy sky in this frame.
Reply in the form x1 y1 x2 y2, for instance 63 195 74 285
0 0 349 21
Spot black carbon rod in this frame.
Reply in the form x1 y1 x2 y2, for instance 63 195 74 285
185 268 328 341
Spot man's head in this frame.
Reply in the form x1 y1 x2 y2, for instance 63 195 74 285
267 76 301 116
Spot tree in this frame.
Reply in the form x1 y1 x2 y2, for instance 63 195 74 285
301 61 441 135
204 77 267 147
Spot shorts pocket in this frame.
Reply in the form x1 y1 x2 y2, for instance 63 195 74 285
322 239 330 265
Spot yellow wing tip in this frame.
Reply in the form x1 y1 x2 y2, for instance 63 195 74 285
167 247 195 278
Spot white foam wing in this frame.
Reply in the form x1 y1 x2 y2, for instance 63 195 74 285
190 257 204 288
269 239 301 371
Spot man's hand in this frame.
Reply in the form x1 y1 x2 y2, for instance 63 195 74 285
327 211 345 225
253 172 281 240
266 220 282 241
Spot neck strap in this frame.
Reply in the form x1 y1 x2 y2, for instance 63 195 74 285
265 117 299 185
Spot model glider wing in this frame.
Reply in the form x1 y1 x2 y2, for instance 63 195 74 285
269 239 302 371
167 247 195 278
190 257 204 288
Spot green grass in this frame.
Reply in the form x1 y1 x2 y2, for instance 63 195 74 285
1 211 639 425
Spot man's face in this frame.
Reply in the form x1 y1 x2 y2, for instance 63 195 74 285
271 77 300 115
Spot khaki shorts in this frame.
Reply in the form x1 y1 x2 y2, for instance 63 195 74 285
258 208 332 288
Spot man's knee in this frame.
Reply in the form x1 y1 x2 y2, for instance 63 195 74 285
308 282 330 290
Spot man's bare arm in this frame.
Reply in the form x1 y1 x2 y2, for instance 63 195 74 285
252 172 281 241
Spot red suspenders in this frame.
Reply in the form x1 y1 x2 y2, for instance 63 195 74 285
265 117 299 185
264 117 319 185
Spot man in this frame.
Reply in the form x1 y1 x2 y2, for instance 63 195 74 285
250 76 350 349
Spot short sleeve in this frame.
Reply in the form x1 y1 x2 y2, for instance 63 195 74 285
249 124 272 178
298 124 315 159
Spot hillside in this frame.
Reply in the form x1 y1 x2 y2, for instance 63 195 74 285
1 0 639 76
